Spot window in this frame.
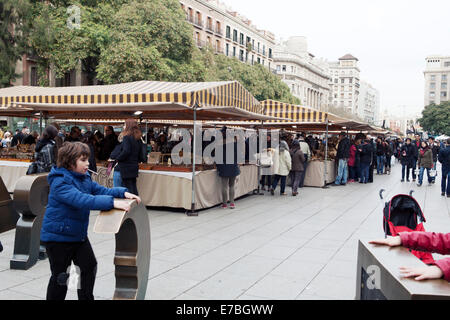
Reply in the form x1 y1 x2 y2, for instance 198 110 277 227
233 30 237 42
257 57 261 64
442 82 447 89
282 65 286 72
239 49 244 61
258 42 260 53
442 75 448 81
430 92 435 98
30 66 38 86
430 75 436 81
226 26 231 39
291 66 294 73
445 62 450 67
263 45 266 56
334 78 338 83
233 46 236 57
441 92 447 98
430 82 436 89
349 78 353 84
269 48 272 59
226 44 229 56
239 33 244 45
341 78 345 83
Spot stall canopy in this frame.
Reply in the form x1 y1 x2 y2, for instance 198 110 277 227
0 80 280 121
207 99 343 129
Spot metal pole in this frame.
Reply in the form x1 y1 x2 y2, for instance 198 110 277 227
256 120 264 195
323 115 329 188
39 111 43 136
188 108 198 216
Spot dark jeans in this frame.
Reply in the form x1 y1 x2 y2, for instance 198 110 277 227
290 171 302 193
402 164 412 181
368 163 374 182
272 175 287 193
385 155 392 170
43 239 97 300
360 163 370 183
260 175 272 188
122 177 138 196
299 161 309 188
418 167 432 185
349 165 356 180
412 160 418 179
442 169 450 195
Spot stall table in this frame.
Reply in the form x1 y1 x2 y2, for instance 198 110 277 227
92 164 258 211
303 160 336 187
0 160 31 192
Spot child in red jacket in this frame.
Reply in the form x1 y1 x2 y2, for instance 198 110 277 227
370 232 450 282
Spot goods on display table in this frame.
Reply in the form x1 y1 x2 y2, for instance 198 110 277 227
0 144 34 161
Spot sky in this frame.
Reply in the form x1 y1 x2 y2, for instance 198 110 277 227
223 0 450 116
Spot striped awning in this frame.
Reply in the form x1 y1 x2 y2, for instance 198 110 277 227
262 100 328 123
0 80 272 121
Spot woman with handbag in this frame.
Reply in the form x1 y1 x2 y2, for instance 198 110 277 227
417 141 433 187
114 119 146 195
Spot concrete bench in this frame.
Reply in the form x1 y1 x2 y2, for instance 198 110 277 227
356 240 450 300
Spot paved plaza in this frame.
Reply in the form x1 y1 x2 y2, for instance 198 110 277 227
0 161 449 300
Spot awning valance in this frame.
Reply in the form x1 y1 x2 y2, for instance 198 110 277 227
0 80 274 121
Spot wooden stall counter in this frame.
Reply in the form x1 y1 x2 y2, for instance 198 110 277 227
303 159 336 188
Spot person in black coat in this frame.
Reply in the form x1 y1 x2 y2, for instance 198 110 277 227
400 138 415 182
438 138 450 197
334 132 351 186
115 119 146 195
216 128 241 209
98 126 118 161
82 131 97 173
357 139 373 184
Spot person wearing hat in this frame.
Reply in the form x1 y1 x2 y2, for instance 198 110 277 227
1 131 12 148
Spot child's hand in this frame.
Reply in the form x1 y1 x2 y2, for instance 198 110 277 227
369 236 402 247
399 265 444 281
124 192 141 204
114 200 131 212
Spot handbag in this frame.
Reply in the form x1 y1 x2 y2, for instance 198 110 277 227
106 161 117 180
259 152 273 167
26 162 38 175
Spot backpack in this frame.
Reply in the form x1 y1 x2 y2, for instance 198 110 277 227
27 141 56 175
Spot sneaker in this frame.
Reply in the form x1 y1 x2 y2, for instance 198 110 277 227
442 192 445 196
229 203 235 209
292 192 298 196
270 189 274 196
401 179 404 182
280 192 287 196
406 179 410 182
417 183 422 187
221 203 228 209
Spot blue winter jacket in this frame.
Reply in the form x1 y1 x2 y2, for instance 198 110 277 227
40 166 128 242
438 145 450 173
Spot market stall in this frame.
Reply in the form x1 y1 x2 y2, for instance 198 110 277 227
0 80 281 213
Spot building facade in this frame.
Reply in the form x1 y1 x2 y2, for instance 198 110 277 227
273 36 331 110
328 54 360 115
357 80 380 124
180 0 275 70
424 55 450 106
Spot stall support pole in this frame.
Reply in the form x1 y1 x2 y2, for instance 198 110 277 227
188 107 198 217
255 120 264 195
39 111 43 136
322 116 329 189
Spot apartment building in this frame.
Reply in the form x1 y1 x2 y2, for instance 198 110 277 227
329 54 361 115
424 55 450 106
180 0 276 70
357 80 380 124
273 36 331 110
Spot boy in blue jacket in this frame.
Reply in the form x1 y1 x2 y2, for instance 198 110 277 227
41 142 140 300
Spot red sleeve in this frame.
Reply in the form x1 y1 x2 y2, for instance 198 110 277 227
399 232 450 255
435 258 450 282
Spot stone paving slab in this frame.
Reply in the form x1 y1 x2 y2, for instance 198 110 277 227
0 161 448 300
